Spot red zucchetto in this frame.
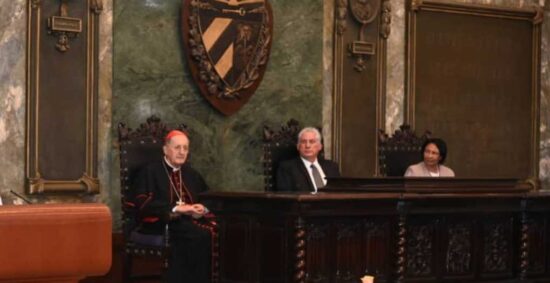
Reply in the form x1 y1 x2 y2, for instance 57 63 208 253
164 130 188 143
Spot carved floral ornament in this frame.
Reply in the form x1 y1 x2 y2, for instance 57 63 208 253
336 0 391 72
181 0 273 116
45 0 102 53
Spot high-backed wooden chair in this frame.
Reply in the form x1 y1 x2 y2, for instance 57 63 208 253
378 124 431 177
263 120 325 191
262 119 301 191
118 115 184 281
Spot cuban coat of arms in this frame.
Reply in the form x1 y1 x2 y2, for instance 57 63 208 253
182 0 273 115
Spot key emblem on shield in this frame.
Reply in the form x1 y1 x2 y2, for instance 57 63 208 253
182 0 273 115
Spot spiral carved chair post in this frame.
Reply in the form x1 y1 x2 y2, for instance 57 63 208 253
294 217 307 283
519 199 529 281
395 200 408 283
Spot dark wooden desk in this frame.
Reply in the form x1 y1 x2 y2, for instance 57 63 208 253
203 179 550 283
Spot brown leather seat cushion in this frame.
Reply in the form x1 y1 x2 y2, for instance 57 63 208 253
0 203 112 283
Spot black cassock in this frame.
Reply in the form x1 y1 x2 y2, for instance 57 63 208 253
134 159 213 283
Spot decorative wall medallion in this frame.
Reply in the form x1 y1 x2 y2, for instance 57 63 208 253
182 0 273 116
348 0 380 72
47 0 83 52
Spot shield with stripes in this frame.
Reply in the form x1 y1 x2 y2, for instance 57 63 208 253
182 0 273 115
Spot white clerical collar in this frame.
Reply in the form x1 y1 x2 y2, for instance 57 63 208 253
164 156 180 172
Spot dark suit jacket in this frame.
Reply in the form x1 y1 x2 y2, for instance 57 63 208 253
276 157 340 192
133 159 209 234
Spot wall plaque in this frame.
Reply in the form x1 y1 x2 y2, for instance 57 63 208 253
26 0 102 194
406 0 542 181
332 0 391 177
181 0 273 116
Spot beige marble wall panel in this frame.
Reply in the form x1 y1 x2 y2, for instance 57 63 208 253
0 0 26 198
538 2 550 190
96 0 115 219
385 0 406 134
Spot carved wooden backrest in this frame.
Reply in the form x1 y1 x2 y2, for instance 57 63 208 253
378 125 431 177
118 115 188 234
263 120 301 191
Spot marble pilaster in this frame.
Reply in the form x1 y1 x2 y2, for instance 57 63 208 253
0 0 26 198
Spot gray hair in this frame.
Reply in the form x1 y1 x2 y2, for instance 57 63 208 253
297 127 322 143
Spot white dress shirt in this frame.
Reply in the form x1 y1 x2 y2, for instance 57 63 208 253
300 157 327 193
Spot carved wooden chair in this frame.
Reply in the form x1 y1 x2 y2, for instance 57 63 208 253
262 119 300 191
263 119 325 191
378 124 431 177
118 115 183 281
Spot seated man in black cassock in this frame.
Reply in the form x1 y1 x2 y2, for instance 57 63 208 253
133 130 212 283
276 127 340 192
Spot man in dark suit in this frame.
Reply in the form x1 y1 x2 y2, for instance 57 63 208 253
276 127 340 192
133 130 213 283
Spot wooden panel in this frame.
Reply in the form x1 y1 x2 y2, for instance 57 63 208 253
259 219 288 283
26 0 102 193
332 0 389 177
203 185 550 283
219 216 256 282
406 1 542 180
305 222 332 281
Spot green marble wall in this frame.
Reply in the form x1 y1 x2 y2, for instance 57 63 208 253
113 0 324 191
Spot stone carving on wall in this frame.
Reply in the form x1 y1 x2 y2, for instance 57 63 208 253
181 0 273 115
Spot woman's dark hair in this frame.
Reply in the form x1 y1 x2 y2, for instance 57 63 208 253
421 138 448 164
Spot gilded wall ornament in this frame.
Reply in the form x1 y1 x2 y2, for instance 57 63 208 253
31 0 41 9
47 0 82 53
380 0 391 39
182 0 273 115
91 0 103 15
336 0 348 35
348 0 380 72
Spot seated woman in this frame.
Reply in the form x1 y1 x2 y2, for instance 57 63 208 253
404 138 455 177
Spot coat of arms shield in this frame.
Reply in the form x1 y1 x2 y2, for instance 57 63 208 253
182 0 273 115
